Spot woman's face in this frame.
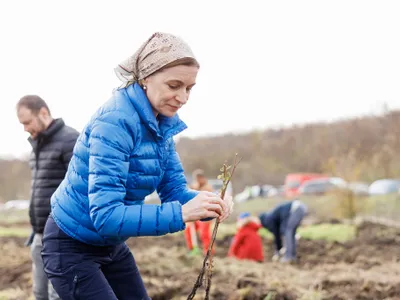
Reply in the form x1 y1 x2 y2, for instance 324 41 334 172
142 64 199 117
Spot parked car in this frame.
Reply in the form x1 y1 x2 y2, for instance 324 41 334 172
347 181 369 196
329 177 347 188
266 185 285 198
368 179 400 195
233 185 262 203
266 187 278 197
298 178 338 195
260 184 275 198
284 173 328 198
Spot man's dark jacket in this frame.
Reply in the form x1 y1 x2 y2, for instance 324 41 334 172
28 118 79 234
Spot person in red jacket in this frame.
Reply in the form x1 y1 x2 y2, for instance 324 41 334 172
228 212 264 262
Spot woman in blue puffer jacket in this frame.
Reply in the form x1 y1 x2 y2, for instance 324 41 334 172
41 32 233 300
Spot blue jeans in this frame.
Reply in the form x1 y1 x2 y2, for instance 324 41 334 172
284 204 307 260
41 216 149 300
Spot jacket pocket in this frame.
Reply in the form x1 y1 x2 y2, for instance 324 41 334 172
70 274 80 299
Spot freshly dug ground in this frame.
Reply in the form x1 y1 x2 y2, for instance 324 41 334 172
0 222 399 300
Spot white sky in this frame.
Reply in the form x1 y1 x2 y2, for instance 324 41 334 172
1 0 399 158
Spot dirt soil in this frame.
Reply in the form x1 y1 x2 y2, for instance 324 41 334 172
0 222 399 300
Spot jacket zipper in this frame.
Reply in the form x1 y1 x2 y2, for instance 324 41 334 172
30 138 42 230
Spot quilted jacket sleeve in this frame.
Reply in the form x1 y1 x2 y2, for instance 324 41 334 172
88 112 185 237
157 139 199 205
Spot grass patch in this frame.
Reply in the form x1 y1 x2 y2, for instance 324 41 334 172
297 223 355 242
0 226 30 237
362 194 400 219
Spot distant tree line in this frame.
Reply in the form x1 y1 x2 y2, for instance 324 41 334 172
1 110 400 200
177 110 400 194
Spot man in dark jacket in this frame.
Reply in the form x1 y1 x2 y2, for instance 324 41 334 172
259 200 307 263
17 95 79 300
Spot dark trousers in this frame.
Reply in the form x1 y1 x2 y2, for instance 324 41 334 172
41 216 149 300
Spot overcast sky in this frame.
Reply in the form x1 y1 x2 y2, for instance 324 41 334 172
1 0 399 158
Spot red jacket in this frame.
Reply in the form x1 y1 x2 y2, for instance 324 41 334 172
228 221 264 262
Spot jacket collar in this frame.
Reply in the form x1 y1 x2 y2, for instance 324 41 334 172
28 118 65 147
125 83 187 141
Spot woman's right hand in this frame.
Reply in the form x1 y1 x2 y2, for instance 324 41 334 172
181 191 228 223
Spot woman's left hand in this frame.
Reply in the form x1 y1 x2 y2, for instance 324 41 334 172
218 195 234 223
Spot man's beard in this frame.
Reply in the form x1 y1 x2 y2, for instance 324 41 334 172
38 119 47 132
31 119 47 139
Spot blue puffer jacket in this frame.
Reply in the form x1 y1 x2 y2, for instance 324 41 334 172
51 83 199 246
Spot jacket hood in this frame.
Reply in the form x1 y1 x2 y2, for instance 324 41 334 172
259 212 274 231
237 216 261 229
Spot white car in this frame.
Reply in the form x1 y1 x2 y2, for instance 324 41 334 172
347 182 369 196
369 179 400 195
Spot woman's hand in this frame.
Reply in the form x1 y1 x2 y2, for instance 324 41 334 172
182 191 228 223
219 195 234 223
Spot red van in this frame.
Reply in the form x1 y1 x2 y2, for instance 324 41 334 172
284 173 328 198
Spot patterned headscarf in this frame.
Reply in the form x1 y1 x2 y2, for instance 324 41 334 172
114 32 198 88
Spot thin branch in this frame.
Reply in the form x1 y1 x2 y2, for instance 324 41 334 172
187 153 241 300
